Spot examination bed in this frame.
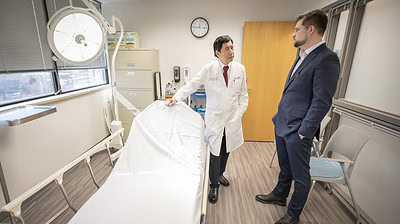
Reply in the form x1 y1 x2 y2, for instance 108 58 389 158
68 100 209 224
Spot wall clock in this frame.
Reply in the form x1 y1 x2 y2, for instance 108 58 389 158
190 17 209 38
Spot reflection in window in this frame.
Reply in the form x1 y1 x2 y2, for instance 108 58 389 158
0 72 55 106
333 10 349 57
59 69 107 92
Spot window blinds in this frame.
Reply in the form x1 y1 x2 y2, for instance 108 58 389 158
0 0 55 73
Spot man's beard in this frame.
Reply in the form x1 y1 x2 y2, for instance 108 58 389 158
294 39 306 48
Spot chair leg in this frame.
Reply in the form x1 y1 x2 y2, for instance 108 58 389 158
315 141 321 157
324 182 333 194
312 140 321 157
269 149 276 168
341 164 362 223
305 180 316 206
312 141 317 156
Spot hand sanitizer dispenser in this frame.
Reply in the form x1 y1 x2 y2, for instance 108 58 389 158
173 66 180 82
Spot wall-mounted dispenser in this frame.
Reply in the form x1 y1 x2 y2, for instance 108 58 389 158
173 66 180 82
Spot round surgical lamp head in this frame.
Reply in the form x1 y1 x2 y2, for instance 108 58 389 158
47 7 105 64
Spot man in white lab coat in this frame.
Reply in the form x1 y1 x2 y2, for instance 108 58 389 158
166 35 248 203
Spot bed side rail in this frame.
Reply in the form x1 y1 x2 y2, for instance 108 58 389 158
1 128 124 224
200 144 210 224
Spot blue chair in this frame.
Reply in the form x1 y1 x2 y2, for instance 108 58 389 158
307 124 369 224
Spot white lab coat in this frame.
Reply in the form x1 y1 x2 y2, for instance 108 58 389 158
173 60 249 156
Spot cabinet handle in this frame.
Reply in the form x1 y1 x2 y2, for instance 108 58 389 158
127 92 137 96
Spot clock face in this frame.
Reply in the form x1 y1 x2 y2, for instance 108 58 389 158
191 17 209 38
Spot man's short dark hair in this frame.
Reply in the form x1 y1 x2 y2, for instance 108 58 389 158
296 9 328 35
213 35 233 57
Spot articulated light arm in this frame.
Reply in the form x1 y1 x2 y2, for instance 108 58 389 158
110 16 123 121
82 0 139 121
82 0 124 121
82 0 116 33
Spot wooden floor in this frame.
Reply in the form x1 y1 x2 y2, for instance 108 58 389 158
0 142 355 224
206 142 355 224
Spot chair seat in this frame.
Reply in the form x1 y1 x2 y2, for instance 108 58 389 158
310 157 344 179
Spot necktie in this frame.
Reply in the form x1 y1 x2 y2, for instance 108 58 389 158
223 66 229 87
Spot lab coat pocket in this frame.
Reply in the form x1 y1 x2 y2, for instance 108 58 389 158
232 77 242 92
228 110 242 132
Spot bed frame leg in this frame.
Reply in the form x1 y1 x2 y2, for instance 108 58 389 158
105 142 114 167
84 158 100 189
55 179 77 213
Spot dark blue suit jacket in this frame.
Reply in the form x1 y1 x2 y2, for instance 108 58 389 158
272 44 340 139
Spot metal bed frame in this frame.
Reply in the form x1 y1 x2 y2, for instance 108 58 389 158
0 128 124 224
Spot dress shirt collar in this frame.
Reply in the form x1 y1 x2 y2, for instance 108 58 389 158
218 58 232 70
300 40 325 57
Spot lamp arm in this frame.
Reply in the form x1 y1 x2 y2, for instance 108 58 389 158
110 16 124 121
81 0 124 121
82 0 116 33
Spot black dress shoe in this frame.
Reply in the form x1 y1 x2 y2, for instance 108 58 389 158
208 187 219 203
255 193 286 206
274 213 299 224
219 175 230 187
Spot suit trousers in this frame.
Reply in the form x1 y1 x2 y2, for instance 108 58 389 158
209 130 230 188
272 131 312 217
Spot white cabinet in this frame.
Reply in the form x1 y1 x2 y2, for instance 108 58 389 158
110 49 160 140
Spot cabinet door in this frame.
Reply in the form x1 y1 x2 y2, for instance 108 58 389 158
116 70 154 89
117 88 155 109
114 51 153 70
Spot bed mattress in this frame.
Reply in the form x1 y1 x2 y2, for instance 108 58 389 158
69 100 207 224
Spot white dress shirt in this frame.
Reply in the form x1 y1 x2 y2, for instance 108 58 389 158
291 40 325 78
218 59 232 84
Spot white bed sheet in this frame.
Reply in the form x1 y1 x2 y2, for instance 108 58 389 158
69 100 207 224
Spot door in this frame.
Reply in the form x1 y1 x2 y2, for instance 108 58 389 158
242 21 297 141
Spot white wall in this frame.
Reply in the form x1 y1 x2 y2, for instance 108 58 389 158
0 89 111 207
103 0 334 91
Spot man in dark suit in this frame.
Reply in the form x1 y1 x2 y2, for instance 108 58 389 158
255 9 340 224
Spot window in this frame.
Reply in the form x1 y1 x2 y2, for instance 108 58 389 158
0 72 55 106
0 0 108 107
59 69 108 92
332 10 349 57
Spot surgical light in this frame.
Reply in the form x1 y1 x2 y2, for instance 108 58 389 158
47 7 104 64
46 0 128 122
